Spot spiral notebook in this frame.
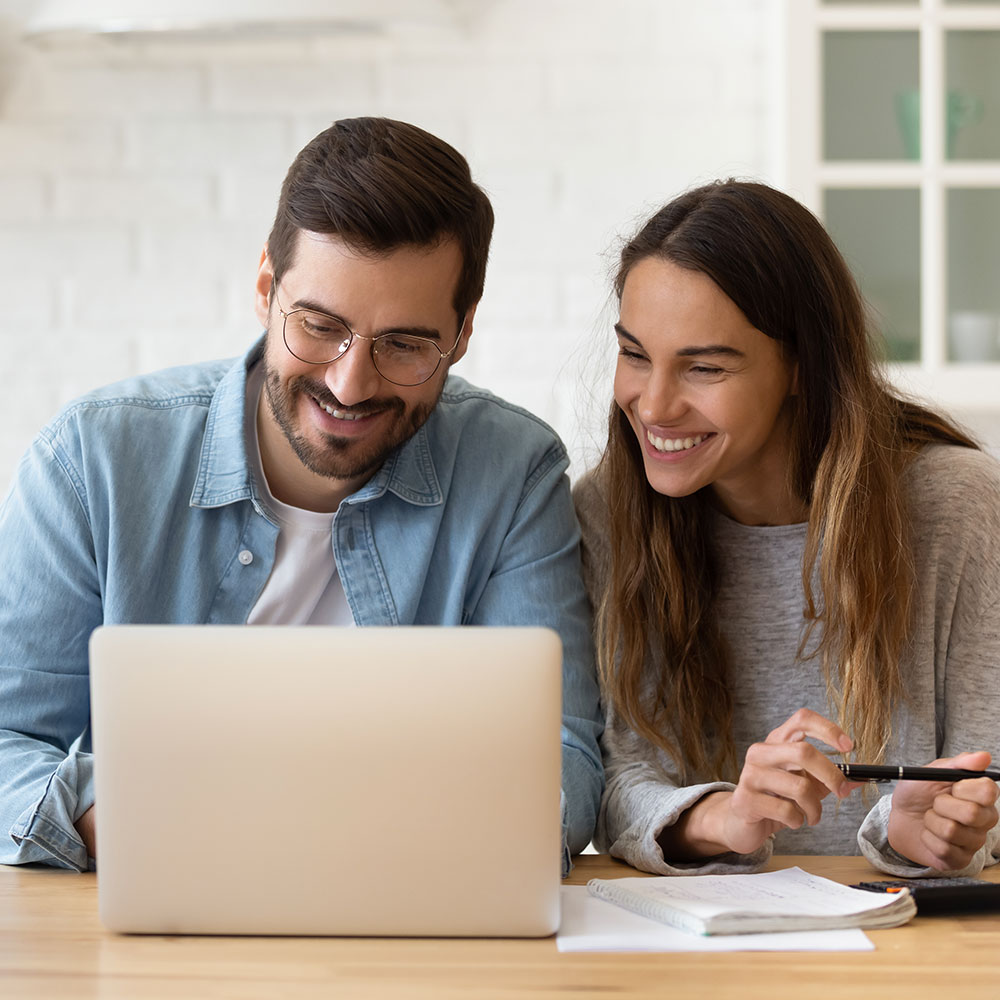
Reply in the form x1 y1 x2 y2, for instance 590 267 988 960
587 867 916 936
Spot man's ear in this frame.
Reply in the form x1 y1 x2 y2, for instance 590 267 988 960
448 303 478 367
254 246 274 329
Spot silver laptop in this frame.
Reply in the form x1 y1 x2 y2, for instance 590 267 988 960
89 625 562 937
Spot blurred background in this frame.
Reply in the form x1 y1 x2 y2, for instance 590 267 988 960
0 0 997 497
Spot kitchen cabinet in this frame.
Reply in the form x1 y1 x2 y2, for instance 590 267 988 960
783 0 1000 408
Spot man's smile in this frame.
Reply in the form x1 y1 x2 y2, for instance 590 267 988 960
319 402 361 421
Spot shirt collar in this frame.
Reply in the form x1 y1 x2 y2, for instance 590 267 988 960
344 422 443 508
190 335 443 510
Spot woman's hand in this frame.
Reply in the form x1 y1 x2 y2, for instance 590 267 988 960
661 708 858 860
887 751 1000 871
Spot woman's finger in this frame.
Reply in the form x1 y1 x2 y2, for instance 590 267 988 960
928 787 999 834
951 776 1000 808
744 739 853 799
737 763 825 827
765 707 853 755
921 806 992 853
730 782 811 830
918 827 978 871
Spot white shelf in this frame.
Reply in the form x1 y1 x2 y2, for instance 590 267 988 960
783 0 1000 408
889 362 1000 409
818 163 1000 185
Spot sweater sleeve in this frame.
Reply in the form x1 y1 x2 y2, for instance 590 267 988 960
857 446 1000 876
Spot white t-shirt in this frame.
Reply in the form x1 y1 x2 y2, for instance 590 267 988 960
244 364 355 627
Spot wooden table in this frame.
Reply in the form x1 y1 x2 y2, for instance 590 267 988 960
2 855 999 999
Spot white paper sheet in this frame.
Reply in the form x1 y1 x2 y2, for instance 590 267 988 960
556 886 875 953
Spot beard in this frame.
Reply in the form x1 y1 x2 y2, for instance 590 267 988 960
262 361 439 484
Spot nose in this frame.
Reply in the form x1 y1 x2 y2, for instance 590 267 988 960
637 368 688 428
323 337 383 406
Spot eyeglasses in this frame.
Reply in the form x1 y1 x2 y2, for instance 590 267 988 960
272 283 464 387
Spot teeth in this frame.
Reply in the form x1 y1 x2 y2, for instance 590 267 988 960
321 402 360 420
647 431 707 453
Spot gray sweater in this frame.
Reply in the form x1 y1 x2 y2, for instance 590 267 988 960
574 445 1000 877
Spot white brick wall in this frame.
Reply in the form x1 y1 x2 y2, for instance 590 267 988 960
0 0 780 495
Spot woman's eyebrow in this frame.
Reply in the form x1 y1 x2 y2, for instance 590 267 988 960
613 323 641 345
675 345 746 359
614 323 745 360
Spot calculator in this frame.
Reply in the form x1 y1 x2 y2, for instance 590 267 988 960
851 877 1000 914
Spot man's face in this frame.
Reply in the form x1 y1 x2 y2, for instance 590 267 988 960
254 231 473 511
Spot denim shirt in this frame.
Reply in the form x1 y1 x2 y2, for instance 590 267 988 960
0 339 603 873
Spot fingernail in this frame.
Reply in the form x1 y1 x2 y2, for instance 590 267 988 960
838 735 853 752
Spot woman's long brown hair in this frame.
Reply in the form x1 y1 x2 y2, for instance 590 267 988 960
596 181 978 781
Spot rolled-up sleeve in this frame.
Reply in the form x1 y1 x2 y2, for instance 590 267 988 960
0 429 102 870
469 445 604 872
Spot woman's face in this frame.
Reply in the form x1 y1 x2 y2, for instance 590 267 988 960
614 257 802 526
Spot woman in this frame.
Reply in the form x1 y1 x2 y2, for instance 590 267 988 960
575 180 1000 878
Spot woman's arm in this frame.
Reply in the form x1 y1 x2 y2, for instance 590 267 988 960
860 447 1000 876
598 706 858 872
658 709 857 858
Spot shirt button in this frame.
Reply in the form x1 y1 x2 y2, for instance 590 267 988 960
238 549 253 565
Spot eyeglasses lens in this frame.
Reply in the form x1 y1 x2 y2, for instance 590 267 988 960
284 310 442 386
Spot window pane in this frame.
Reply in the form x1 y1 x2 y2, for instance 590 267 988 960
824 32 920 160
945 32 1000 161
947 189 1000 361
824 188 921 361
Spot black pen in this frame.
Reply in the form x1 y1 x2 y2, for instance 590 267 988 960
837 763 1000 783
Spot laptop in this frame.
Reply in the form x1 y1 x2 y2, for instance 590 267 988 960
88 624 563 937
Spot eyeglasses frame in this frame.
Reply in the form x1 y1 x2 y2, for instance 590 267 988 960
271 282 466 387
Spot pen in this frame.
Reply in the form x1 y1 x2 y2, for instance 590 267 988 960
837 763 1000 783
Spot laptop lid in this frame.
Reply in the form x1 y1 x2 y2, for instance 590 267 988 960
89 625 562 937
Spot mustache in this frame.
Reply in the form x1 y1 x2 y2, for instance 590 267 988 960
293 376 406 417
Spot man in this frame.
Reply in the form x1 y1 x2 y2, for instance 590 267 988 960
0 117 603 873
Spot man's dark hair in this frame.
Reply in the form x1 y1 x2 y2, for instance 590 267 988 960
267 117 494 319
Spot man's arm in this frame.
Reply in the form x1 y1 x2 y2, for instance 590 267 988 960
0 429 102 870
465 443 604 863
